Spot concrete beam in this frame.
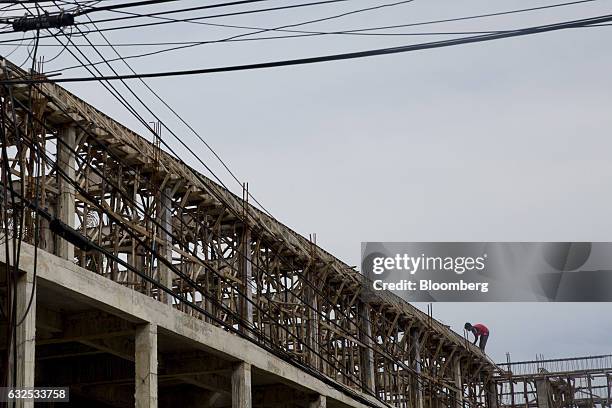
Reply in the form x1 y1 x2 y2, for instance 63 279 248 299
81 337 135 362
38 354 133 386
231 362 251 408
37 310 138 345
65 311 137 339
162 351 232 376
252 384 310 406
36 343 104 361
50 339 232 393
135 323 158 408
180 374 231 394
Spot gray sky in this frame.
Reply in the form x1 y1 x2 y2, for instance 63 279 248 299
4 0 611 363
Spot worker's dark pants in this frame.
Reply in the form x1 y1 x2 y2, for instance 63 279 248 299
479 334 489 352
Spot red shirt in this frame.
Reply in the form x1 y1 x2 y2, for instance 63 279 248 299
473 324 489 336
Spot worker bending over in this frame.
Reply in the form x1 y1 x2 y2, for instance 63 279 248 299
464 322 489 352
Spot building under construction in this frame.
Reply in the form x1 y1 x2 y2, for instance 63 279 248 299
0 57 607 408
495 355 612 408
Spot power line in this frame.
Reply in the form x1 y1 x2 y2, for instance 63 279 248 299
10 0 606 73
106 0 600 30
80 0 276 21
48 0 406 72
0 28 506 49
49 0 416 88
4 12 612 85
0 0 601 44
75 0 187 16
78 0 356 31
85 0 414 63
0 23 604 51
343 0 602 32
69 0 607 36
0 0 351 39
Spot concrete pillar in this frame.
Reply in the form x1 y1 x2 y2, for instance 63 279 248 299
411 329 424 408
306 274 320 370
40 208 55 254
8 270 36 408
309 395 326 408
231 362 251 408
238 227 253 335
157 188 172 304
535 379 551 408
489 381 499 408
135 323 158 408
56 125 76 260
359 302 375 393
606 374 611 408
454 358 463 408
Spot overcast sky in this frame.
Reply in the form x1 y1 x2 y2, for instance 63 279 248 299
3 0 611 363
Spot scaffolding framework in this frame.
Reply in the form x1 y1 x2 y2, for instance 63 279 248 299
0 59 499 407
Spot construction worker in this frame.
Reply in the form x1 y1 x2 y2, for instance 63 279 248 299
464 322 489 352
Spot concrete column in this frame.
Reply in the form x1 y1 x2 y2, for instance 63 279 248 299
306 275 320 370
606 374 611 408
359 302 375 393
535 379 551 408
157 188 172 305
489 381 499 408
231 362 251 408
57 125 76 260
8 270 36 408
128 184 144 291
238 227 253 335
454 358 463 408
411 329 424 408
40 209 55 254
308 395 326 408
135 323 158 408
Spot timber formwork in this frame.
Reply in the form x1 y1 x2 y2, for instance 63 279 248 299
495 355 612 408
0 58 498 407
